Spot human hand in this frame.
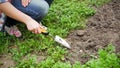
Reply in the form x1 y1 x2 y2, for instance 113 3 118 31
25 19 43 34
21 0 31 7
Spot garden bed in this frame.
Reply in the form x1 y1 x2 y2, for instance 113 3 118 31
66 0 120 64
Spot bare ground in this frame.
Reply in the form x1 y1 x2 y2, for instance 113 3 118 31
65 0 120 64
0 55 15 68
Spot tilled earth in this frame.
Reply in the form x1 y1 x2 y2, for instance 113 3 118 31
66 0 120 64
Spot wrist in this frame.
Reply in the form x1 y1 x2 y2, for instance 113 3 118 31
23 16 33 25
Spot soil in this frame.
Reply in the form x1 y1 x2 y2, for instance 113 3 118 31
0 0 120 67
0 55 15 68
65 0 120 64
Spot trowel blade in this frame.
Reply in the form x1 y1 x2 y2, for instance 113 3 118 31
54 35 71 49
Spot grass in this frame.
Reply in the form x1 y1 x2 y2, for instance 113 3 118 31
0 0 119 68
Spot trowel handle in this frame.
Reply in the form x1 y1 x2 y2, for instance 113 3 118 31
40 27 49 35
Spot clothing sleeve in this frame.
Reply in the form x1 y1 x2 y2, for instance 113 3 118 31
45 0 53 6
0 0 8 4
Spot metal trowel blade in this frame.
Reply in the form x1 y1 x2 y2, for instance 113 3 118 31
54 35 71 49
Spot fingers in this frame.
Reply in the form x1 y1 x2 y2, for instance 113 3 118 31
31 28 41 34
26 22 46 34
22 0 31 7
32 29 38 34
32 30 40 34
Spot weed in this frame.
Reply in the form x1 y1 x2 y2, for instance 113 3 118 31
83 44 120 68
87 0 111 7
72 62 82 68
37 57 55 68
52 61 71 68
15 55 37 68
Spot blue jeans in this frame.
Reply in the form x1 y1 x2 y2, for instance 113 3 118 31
6 0 53 27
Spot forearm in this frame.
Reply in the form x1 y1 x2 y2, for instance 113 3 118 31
0 2 32 25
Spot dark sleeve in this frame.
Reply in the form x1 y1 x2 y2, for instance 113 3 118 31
45 0 54 6
0 0 8 4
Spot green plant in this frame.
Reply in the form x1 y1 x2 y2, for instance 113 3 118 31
15 55 37 68
87 0 111 6
72 62 82 68
47 46 66 61
52 61 71 68
83 44 120 68
37 57 55 68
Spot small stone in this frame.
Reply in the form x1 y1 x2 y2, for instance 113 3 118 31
79 50 83 53
76 30 86 36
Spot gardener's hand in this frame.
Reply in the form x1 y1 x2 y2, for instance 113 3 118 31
21 0 31 7
25 19 43 34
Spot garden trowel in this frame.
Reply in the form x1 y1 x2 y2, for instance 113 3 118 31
40 27 71 49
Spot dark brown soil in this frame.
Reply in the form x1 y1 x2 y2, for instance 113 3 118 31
66 0 120 64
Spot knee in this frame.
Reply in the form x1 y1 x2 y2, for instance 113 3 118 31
12 0 50 19
38 1 50 18
28 0 50 19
